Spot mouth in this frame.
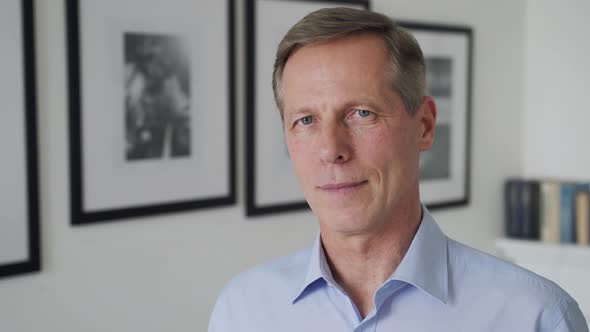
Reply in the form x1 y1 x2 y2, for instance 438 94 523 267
318 180 368 192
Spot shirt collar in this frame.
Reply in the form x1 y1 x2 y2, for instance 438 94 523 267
389 205 449 304
291 233 335 303
291 205 449 305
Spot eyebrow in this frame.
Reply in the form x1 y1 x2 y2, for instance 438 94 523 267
341 99 386 113
285 98 386 119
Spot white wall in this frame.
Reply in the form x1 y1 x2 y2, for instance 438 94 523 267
522 0 590 179
0 0 526 331
516 0 590 318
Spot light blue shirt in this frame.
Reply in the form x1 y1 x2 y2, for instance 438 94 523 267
209 207 588 331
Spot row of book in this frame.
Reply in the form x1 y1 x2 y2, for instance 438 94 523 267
504 179 590 244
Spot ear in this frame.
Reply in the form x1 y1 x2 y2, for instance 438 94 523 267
416 96 437 151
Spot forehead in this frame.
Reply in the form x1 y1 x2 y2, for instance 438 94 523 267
281 33 391 112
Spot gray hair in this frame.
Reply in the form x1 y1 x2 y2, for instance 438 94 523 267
272 7 425 116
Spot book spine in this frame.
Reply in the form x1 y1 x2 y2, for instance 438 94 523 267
522 181 540 239
550 183 561 242
540 181 560 242
560 183 576 243
530 181 541 239
575 183 590 245
505 180 522 238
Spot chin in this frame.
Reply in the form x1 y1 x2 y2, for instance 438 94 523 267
314 205 377 235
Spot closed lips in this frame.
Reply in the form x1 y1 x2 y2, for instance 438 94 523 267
318 180 368 190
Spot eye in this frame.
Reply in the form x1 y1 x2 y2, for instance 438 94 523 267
351 109 374 119
357 109 372 117
298 115 313 126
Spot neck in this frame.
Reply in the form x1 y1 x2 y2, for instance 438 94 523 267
320 201 423 318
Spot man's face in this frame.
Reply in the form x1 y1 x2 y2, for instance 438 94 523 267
281 33 435 236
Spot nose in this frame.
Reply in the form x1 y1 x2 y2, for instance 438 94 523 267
318 122 351 164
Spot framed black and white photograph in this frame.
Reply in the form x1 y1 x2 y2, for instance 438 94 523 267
399 22 473 209
67 0 236 224
245 0 370 216
0 0 40 278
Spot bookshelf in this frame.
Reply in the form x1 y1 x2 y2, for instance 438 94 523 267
495 238 590 320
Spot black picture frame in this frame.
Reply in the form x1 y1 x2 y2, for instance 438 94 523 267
398 21 473 209
66 0 236 224
245 0 370 217
0 0 41 279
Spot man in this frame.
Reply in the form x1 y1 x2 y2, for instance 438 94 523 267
209 8 588 332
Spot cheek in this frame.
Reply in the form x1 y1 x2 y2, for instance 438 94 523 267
367 129 389 147
357 128 416 172
286 136 315 173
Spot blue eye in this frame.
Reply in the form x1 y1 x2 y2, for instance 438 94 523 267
300 115 313 125
357 109 371 117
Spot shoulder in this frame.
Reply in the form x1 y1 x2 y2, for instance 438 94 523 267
226 246 310 293
447 239 586 329
208 248 312 331
213 247 311 308
448 239 572 301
